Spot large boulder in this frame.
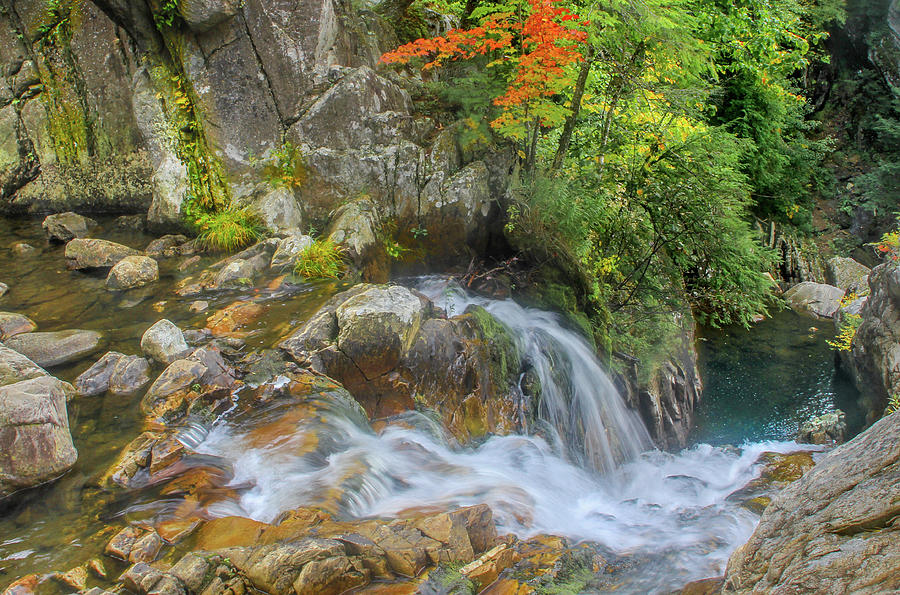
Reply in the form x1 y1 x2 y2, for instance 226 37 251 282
177 0 242 32
723 411 900 594
825 257 871 294
42 212 96 243
783 282 845 319
141 320 189 364
106 255 159 291
0 376 77 498
65 239 140 270
280 284 522 442
326 197 388 282
842 262 900 420
0 312 37 341
4 330 103 368
249 186 304 236
0 344 48 387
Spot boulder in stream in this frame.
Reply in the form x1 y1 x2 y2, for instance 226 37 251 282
42 212 96 243
106 255 159 291
783 282 845 319
0 376 77 498
825 257 871 294
723 410 900 594
0 344 48 387
797 410 847 445
141 320 189 364
4 329 103 368
0 312 37 340
65 238 140 270
75 352 152 396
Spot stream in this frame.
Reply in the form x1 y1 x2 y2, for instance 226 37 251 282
0 217 863 594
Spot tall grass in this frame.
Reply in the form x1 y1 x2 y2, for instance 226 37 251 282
294 239 346 279
194 207 263 253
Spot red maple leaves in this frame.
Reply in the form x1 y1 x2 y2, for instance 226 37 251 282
381 0 587 133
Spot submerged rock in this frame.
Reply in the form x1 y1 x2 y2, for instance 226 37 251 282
0 312 37 340
42 212 96 243
145 235 189 258
141 320 189 364
106 255 159 291
783 282 844 319
4 329 103 368
0 376 77 498
65 238 140 270
724 411 900 594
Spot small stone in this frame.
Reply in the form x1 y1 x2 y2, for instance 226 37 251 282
214 259 256 287
178 255 201 271
53 566 87 590
189 300 209 313
206 301 266 336
141 320 189 364
87 558 107 579
149 435 185 475
0 282 7 298
129 530 163 563
798 410 847 444
43 212 96 242
0 312 37 341
11 242 36 256
106 255 159 291
146 235 189 258
2 574 41 595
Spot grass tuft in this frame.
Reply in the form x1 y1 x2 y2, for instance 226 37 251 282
294 238 346 279
195 207 264 253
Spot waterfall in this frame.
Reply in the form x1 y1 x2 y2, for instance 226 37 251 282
415 277 653 471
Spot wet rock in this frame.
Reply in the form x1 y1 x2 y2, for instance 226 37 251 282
798 410 847 444
270 234 313 270
723 412 900 594
214 259 257 287
4 329 103 368
189 300 209 313
87 558 107 579
146 234 189 258
1 574 41 595
76 352 152 396
825 257 871 294
0 344 47 387
141 359 208 415
42 212 96 242
0 312 36 340
115 214 147 231
728 451 817 514
783 282 845 319
101 432 159 488
53 566 87 590
65 238 140 270
0 376 77 498
0 282 6 297
842 262 900 421
679 577 726 595
141 319 189 364
460 543 521 589
206 301 267 337
281 285 521 441
106 255 159 290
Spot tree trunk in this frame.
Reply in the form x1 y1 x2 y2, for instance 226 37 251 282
551 47 594 173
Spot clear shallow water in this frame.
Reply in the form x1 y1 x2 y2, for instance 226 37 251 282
0 219 847 594
694 310 864 445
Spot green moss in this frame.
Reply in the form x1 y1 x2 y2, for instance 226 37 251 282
465 305 519 384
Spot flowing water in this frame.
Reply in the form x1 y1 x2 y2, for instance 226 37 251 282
0 218 849 593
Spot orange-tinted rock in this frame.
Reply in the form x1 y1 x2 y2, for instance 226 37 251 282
2 574 41 595
129 530 163 563
105 526 144 560
460 544 521 589
206 301 267 337
195 516 268 550
149 435 185 475
678 577 725 595
53 566 88 590
87 558 107 579
481 578 535 595
156 519 202 544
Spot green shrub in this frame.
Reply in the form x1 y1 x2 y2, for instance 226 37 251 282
195 208 263 253
294 239 346 279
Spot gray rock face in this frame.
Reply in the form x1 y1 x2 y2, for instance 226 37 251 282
177 0 242 32
825 257 871 294
249 187 304 236
327 197 386 282
42 212 97 242
106 255 159 290
0 312 37 341
0 376 78 498
797 410 847 444
0 344 48 387
783 282 845 319
75 352 152 396
724 411 900 594
141 320 189 364
4 330 103 368
844 262 900 420
65 239 140 270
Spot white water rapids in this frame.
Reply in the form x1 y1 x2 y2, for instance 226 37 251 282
194 278 812 593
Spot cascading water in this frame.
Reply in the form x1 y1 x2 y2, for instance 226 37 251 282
194 278 810 593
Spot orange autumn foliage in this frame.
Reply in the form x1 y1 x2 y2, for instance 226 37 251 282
381 0 587 132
